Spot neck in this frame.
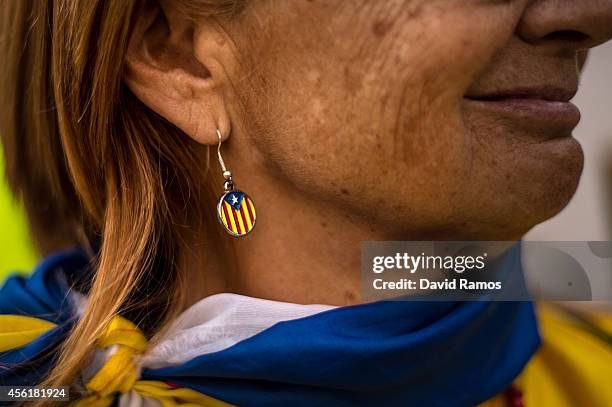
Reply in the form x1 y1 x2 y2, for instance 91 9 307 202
182 176 399 307
179 154 516 307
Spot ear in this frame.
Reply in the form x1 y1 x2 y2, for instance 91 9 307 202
124 1 231 144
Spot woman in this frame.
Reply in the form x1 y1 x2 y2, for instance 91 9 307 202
0 0 611 406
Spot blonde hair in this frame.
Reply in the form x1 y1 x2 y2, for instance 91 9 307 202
0 0 241 402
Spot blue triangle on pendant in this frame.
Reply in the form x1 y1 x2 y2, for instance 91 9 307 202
224 191 245 210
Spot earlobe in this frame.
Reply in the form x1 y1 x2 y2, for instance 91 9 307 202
124 1 230 145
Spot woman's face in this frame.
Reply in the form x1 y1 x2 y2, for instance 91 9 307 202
222 0 612 239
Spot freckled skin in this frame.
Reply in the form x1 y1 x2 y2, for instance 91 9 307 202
226 0 585 240
177 0 612 304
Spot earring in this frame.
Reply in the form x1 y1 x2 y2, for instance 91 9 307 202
216 129 257 237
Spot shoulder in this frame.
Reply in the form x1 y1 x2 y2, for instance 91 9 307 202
480 304 611 407
520 304 612 406
0 249 90 317
0 249 89 386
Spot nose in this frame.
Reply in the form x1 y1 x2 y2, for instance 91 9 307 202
517 0 612 51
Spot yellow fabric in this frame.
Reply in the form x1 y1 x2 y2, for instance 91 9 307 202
521 305 612 407
481 304 612 407
73 315 148 404
96 316 148 351
134 381 232 406
480 395 506 407
0 314 57 352
583 308 612 334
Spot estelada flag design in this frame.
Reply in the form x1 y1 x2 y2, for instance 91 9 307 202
218 191 256 236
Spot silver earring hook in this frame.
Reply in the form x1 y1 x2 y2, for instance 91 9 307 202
217 129 234 191
217 129 229 174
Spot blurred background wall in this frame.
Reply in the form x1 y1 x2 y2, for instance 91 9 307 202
0 153 37 278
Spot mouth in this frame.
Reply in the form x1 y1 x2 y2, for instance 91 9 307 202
464 86 581 132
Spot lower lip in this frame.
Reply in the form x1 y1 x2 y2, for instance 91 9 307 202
465 98 581 130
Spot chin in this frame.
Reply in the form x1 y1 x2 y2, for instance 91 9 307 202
527 136 583 211
502 140 583 235
459 132 584 240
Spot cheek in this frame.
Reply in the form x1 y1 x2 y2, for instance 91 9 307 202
237 1 527 229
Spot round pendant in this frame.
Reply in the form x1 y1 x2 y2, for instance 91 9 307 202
217 190 257 237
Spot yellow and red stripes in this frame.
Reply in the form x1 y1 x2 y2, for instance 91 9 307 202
219 193 256 236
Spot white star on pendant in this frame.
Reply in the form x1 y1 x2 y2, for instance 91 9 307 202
231 195 239 205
